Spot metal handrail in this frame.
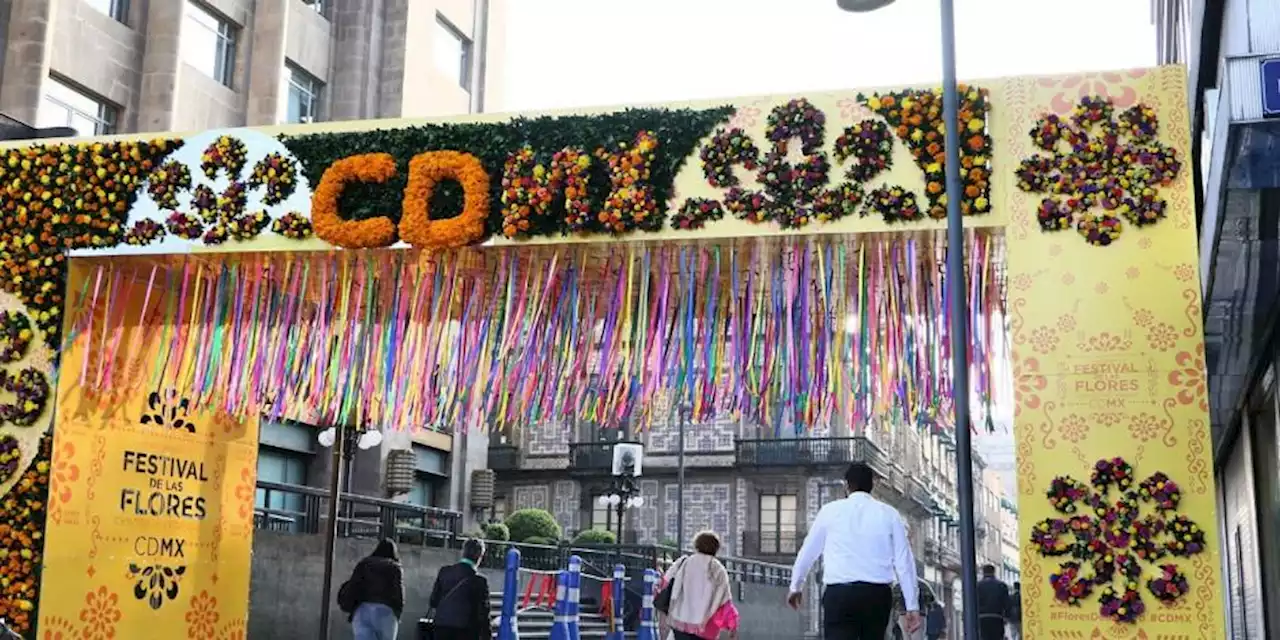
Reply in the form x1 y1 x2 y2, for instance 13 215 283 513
253 480 461 542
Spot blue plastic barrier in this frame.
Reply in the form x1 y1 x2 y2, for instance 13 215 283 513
549 567 570 640
566 555 582 640
636 568 659 640
496 547 521 640
606 564 625 640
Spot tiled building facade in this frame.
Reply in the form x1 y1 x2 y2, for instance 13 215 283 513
0 0 507 136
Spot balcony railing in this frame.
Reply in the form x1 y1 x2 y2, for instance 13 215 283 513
569 440 640 471
253 480 461 544
741 529 808 558
488 444 521 471
734 437 888 476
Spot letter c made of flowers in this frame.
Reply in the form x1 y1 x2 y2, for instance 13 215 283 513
310 153 400 249
399 151 491 249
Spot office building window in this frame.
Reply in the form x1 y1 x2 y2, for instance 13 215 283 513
759 494 798 554
406 473 439 508
37 77 118 136
434 15 472 90
255 447 308 531
85 0 129 24
183 1 236 87
282 64 322 124
591 496 617 532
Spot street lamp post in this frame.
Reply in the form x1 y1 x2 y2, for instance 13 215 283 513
596 472 644 542
836 1 980 638
315 424 383 640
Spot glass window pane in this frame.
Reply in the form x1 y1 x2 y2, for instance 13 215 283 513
182 19 218 78
184 2 234 85
36 99 70 129
434 16 469 89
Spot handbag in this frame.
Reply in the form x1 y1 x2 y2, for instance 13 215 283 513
654 556 686 614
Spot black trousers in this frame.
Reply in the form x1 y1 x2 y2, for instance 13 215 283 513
979 617 1006 640
822 582 894 640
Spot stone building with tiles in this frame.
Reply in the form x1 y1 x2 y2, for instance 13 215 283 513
0 0 507 135
486 394 1009 615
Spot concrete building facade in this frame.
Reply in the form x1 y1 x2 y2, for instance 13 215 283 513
0 0 507 136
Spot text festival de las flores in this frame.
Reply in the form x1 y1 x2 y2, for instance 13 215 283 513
118 450 210 559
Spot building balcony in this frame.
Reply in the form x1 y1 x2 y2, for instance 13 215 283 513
568 440 641 473
734 437 889 476
487 444 522 471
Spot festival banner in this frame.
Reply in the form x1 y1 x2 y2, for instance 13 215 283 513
1006 66 1225 636
36 261 258 639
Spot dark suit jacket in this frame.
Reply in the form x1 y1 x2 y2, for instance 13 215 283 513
976 576 1010 619
429 561 490 637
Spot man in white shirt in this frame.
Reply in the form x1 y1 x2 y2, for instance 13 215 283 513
787 462 922 640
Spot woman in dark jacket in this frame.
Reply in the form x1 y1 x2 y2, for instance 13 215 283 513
348 538 405 640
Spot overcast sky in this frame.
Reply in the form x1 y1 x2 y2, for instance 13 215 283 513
500 0 1158 498
502 0 1158 111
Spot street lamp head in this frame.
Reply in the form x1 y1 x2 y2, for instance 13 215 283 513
597 495 611 508
357 429 383 450
836 0 896 11
608 494 622 506
317 427 337 448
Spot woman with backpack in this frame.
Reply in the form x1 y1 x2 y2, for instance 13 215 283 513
339 538 406 640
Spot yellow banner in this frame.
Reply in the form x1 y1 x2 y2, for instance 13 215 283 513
1007 66 1224 637
37 263 258 639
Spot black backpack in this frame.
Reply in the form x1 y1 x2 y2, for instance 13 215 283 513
337 579 357 613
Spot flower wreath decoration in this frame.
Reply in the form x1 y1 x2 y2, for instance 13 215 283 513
1091 457 1135 493
0 367 50 427
766 98 826 155
1030 457 1206 623
1146 564 1189 604
124 219 166 246
1138 471 1181 512
0 434 19 483
863 186 922 224
671 198 725 231
146 159 192 209
595 131 661 234
699 128 760 189
1016 95 1182 247
833 120 894 183
165 211 204 241
271 211 313 239
1047 475 1091 513
0 310 33 364
247 152 299 206
400 150 491 249
200 135 249 180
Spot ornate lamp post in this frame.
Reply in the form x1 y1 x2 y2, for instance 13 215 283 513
596 445 645 542
316 424 383 640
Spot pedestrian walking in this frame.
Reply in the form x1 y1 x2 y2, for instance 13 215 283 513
1006 582 1022 640
427 538 492 640
924 602 945 640
340 538 405 640
788 462 922 640
976 565 1011 640
658 530 740 640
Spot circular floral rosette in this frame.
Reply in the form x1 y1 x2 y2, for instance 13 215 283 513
1049 561 1094 606
671 198 725 231
765 98 826 155
1146 564 1189 604
863 186 922 223
0 310 32 364
1046 475 1091 513
813 183 863 224
833 120 894 183
123 219 166 246
1098 585 1145 624
1164 515 1206 557
271 211 313 239
247 152 299 206
165 212 203 240
1016 95 1182 246
200 135 249 180
1138 471 1181 512
699 128 760 188
1130 515 1168 562
1091 457 1135 493
0 368 51 427
145 160 192 209
0 434 18 483
756 150 830 228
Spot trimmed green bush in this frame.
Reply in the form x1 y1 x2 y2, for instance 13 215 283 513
572 529 617 545
482 522 511 541
522 536 558 546
504 508 562 543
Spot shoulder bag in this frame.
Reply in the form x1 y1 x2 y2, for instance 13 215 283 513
653 556 687 615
